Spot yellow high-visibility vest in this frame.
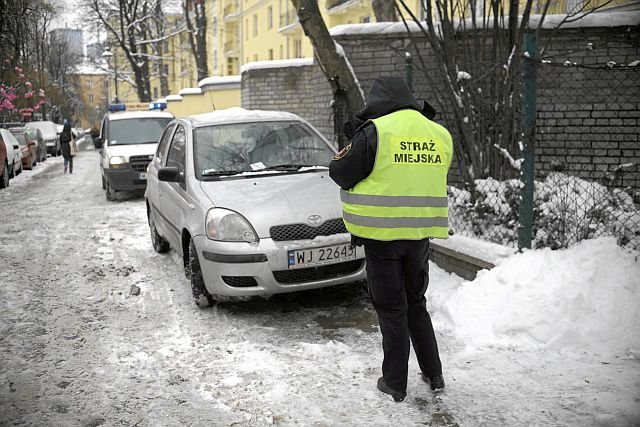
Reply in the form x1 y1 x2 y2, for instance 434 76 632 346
341 109 453 240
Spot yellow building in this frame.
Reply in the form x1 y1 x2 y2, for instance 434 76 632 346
104 0 635 109
72 64 110 129
214 0 425 76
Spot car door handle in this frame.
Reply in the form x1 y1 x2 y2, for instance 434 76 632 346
187 203 195 211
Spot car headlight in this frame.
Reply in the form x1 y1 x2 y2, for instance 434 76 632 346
109 156 126 168
205 208 258 243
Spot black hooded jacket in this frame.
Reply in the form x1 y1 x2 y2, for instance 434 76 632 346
329 76 435 190
60 122 73 159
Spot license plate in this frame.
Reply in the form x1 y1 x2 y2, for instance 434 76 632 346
288 243 356 269
138 172 147 179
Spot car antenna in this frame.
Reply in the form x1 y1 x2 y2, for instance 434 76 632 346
207 92 216 111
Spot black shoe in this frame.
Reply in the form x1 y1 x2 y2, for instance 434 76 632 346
421 374 445 391
377 377 406 402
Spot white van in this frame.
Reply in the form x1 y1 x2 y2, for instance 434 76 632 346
99 107 173 201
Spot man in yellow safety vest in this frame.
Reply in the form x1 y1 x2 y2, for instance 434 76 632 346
329 76 453 402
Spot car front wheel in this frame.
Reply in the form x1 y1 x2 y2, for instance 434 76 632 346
189 239 214 308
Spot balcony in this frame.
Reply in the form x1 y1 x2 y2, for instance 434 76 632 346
278 9 300 34
223 1 240 21
326 0 363 15
224 39 239 58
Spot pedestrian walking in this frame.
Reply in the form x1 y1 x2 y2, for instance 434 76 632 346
329 76 454 402
59 119 75 174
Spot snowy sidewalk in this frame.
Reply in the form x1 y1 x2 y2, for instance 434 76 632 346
0 147 639 426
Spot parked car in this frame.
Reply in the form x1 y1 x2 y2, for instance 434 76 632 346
0 122 24 129
26 121 60 156
9 127 38 169
0 128 23 178
24 126 47 162
145 108 367 307
0 132 8 188
99 106 174 201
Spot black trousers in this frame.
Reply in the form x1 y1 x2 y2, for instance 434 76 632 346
364 239 442 392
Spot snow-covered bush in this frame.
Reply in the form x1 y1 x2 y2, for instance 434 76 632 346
449 173 640 251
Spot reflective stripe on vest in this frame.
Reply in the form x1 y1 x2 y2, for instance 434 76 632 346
341 109 453 241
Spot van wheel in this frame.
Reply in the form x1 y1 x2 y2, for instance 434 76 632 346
189 239 214 308
149 210 169 253
101 175 106 190
105 181 116 201
0 161 9 188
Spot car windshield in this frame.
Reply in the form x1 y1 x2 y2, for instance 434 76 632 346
193 120 333 177
25 128 39 140
108 117 171 146
12 133 27 146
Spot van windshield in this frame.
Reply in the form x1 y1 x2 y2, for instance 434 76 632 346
108 118 171 146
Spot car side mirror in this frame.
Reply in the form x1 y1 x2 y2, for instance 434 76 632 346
158 166 182 183
13 144 19 150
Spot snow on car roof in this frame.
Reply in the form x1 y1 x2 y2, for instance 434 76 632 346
107 111 174 121
187 108 303 127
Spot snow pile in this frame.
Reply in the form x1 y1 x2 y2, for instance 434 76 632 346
433 237 640 358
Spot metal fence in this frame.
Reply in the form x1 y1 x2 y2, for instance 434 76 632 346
447 46 640 253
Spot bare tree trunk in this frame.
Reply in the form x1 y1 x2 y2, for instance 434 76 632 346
185 0 209 82
372 0 397 22
291 0 364 121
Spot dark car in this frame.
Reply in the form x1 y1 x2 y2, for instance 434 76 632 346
0 133 8 188
9 127 38 170
24 127 47 162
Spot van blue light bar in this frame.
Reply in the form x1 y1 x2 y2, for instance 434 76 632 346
149 102 167 111
108 103 126 112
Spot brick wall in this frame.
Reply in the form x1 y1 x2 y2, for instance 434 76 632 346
241 64 335 144
241 23 639 191
535 27 640 190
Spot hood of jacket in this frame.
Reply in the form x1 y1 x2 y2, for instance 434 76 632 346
357 76 421 121
348 77 436 134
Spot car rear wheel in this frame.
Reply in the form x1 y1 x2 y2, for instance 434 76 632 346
0 161 9 188
148 209 170 253
189 239 214 308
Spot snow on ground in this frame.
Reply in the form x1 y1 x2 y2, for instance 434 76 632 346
1 144 639 426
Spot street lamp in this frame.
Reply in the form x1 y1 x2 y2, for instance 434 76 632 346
101 47 119 104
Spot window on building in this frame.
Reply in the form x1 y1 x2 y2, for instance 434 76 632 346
294 39 302 58
245 19 249 40
88 80 93 89
253 54 258 62
268 49 274 60
280 45 283 59
267 6 273 29
163 64 169 77
253 14 258 36
89 94 94 103
361 16 370 23
153 87 158 99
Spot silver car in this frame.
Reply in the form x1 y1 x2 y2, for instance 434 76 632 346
145 108 366 307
